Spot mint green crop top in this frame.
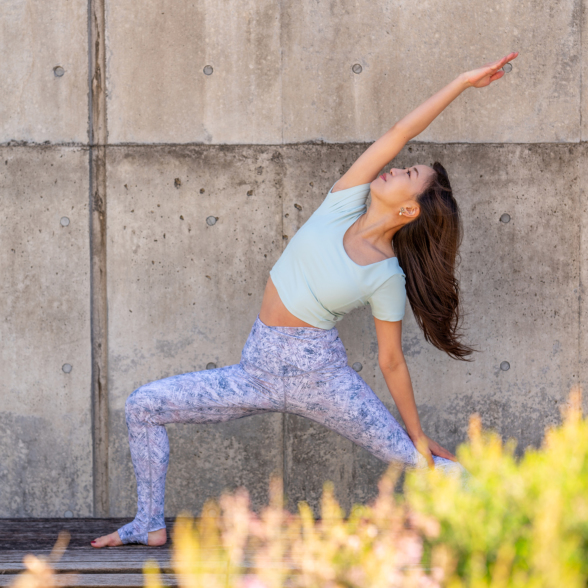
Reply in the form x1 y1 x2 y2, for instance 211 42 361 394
270 183 407 330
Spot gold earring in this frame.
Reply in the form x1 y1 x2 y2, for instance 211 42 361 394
399 207 406 216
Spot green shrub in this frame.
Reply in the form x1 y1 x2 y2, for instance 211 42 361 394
142 389 588 588
405 388 588 588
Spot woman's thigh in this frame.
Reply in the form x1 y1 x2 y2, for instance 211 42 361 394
126 364 282 427
286 366 420 466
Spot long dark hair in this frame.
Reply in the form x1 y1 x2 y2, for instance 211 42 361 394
392 162 474 360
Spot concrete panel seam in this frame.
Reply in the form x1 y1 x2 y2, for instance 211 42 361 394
0 142 90 148
581 0 583 135
5 141 588 148
89 0 109 517
89 0 107 146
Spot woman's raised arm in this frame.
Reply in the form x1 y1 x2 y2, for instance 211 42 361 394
332 52 519 193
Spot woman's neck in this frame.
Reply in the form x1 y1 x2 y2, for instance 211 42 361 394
354 201 404 249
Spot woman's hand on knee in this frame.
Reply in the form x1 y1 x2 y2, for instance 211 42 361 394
409 431 457 466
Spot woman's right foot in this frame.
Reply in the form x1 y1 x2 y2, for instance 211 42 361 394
91 528 167 548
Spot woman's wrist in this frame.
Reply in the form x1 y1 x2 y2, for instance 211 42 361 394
407 427 424 441
456 72 473 90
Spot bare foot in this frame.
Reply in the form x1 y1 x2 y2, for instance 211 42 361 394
91 528 167 548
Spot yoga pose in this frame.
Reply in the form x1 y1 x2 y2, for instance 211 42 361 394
92 51 518 547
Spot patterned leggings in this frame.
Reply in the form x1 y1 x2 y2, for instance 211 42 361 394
118 316 464 544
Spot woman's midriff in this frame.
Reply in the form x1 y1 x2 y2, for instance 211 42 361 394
258 277 317 328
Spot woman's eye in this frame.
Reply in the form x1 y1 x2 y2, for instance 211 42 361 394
407 170 411 178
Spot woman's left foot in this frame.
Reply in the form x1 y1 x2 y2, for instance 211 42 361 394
91 528 167 548
91 531 123 548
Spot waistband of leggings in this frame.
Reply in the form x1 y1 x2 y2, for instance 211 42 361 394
254 315 338 342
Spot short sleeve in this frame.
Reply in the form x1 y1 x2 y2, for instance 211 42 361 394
313 183 371 217
366 273 407 322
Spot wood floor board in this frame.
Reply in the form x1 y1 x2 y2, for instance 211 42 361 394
0 573 178 587
0 519 300 586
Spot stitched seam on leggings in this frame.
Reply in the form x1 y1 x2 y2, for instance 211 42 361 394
146 424 153 535
283 376 287 412
242 362 335 378
277 335 287 411
241 355 345 378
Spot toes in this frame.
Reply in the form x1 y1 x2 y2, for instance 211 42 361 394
90 537 105 548
91 532 123 548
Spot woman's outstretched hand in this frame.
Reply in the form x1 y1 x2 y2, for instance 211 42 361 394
463 52 519 89
409 431 457 467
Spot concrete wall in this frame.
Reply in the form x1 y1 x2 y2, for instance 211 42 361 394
1 0 585 517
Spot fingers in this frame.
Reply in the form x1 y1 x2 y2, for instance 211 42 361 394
490 56 508 72
432 446 457 462
489 70 505 83
490 52 519 72
414 435 435 467
425 449 434 468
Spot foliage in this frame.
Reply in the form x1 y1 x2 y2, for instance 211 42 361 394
405 387 588 588
9 532 75 588
145 475 444 588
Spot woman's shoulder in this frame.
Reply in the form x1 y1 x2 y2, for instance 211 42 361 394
383 257 406 279
315 182 371 217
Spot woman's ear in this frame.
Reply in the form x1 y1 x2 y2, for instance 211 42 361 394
403 204 419 218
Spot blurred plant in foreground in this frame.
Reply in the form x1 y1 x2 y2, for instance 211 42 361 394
406 387 588 588
145 388 588 588
152 473 443 588
10 531 75 588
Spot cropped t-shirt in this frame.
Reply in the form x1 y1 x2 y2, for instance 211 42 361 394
269 183 407 330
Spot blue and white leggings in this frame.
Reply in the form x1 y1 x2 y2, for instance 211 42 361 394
118 316 463 544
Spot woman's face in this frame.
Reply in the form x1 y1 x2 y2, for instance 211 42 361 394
370 165 435 211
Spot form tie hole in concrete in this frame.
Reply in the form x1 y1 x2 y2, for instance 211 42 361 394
64 510 73 518
352 64 363 74
206 362 217 370
294 203 302 211
53 66 65 77
352 362 363 372
62 363 73 373
60 216 70 227
203 65 214 75
500 361 510 371
500 213 511 224
174 178 182 188
501 63 513 73
206 216 217 226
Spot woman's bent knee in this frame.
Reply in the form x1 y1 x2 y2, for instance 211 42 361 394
125 386 153 424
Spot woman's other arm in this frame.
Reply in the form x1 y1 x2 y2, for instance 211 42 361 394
374 317 456 465
333 52 518 193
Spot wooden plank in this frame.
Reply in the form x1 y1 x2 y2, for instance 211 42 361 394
0 562 170 575
0 549 264 564
0 573 293 587
0 562 297 574
0 519 174 551
0 574 178 587
0 561 297 575
0 518 315 552
0 551 172 563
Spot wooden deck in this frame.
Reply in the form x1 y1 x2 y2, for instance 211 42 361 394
0 519 177 587
0 519 298 587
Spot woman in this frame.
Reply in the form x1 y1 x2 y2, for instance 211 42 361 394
92 52 518 547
